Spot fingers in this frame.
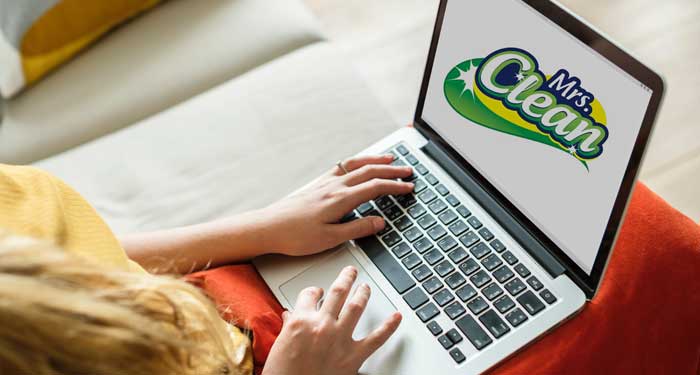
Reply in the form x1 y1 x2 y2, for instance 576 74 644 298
319 266 357 318
295 286 324 312
343 164 413 186
330 216 385 241
333 155 395 176
342 179 414 210
357 312 402 359
338 282 371 331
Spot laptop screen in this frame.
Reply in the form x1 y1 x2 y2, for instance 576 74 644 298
421 0 653 275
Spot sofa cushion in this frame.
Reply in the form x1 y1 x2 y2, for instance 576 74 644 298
1 0 323 164
0 0 163 98
36 42 401 234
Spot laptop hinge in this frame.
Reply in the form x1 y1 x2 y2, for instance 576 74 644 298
421 140 566 278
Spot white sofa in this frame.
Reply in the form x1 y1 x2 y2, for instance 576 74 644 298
0 0 402 234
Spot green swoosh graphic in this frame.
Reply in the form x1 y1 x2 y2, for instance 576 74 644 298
444 59 588 170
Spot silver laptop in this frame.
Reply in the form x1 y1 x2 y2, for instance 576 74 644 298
254 0 664 373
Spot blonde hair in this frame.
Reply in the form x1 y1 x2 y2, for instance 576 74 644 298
0 233 248 375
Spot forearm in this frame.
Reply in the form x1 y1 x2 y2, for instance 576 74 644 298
121 209 274 274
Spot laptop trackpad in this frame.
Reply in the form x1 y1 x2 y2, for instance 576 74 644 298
279 248 398 340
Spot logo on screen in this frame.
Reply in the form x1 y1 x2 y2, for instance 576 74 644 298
444 47 608 169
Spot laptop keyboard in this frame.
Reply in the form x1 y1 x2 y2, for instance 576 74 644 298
348 143 558 364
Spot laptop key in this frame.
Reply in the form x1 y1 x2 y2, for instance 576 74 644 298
417 303 440 322
413 179 428 194
391 242 412 258
466 296 489 315
467 216 483 229
395 194 417 208
540 289 557 304
404 227 424 242
446 328 463 344
438 334 454 349
456 205 472 218
413 237 433 253
428 225 447 241
433 289 455 307
479 309 511 338
478 227 494 241
493 266 515 283
382 205 402 221
514 263 530 277
505 308 528 327
415 164 429 175
375 196 394 210
417 214 437 229
411 264 433 282
456 315 492 350
402 253 422 270
445 302 467 320
446 194 460 207
527 276 543 291
490 238 506 252
357 202 374 215
438 210 458 225
392 159 407 167
377 223 392 236
425 173 439 185
470 242 491 259
504 278 527 296
481 253 503 271
459 258 480 276
449 348 466 364
502 250 518 265
407 203 427 219
428 199 448 214
482 283 504 301
437 236 458 252
424 249 444 265
445 272 466 289
396 145 409 155
406 154 419 165
423 276 444 294
459 231 480 247
427 320 443 336
516 291 545 316
449 220 469 236
387 150 399 160
381 232 401 247
403 287 429 309
435 184 450 196
355 236 416 294
448 247 469 264
394 216 413 232
470 270 492 288
418 190 437 204
456 284 477 301
435 260 455 277
494 295 516 313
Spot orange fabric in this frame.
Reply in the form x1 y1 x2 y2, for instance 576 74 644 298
190 183 700 374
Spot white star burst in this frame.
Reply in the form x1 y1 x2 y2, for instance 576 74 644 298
451 64 477 98
515 72 525 81
568 146 577 154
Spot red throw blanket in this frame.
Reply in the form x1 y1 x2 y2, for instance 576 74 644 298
188 183 700 374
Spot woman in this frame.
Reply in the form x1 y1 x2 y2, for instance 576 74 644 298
0 155 413 375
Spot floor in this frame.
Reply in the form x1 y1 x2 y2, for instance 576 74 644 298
304 0 700 221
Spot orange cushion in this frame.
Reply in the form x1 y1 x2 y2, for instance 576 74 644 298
189 183 700 374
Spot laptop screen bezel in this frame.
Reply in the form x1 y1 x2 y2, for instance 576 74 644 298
413 0 665 298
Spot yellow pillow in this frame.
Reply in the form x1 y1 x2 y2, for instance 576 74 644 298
0 0 161 98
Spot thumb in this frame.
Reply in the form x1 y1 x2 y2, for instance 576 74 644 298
332 216 386 242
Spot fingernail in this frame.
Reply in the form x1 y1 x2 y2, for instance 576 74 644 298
373 217 385 232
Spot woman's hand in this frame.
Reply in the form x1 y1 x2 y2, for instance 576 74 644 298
263 266 402 375
258 154 414 256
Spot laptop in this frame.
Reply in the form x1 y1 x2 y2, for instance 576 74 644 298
254 0 664 373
